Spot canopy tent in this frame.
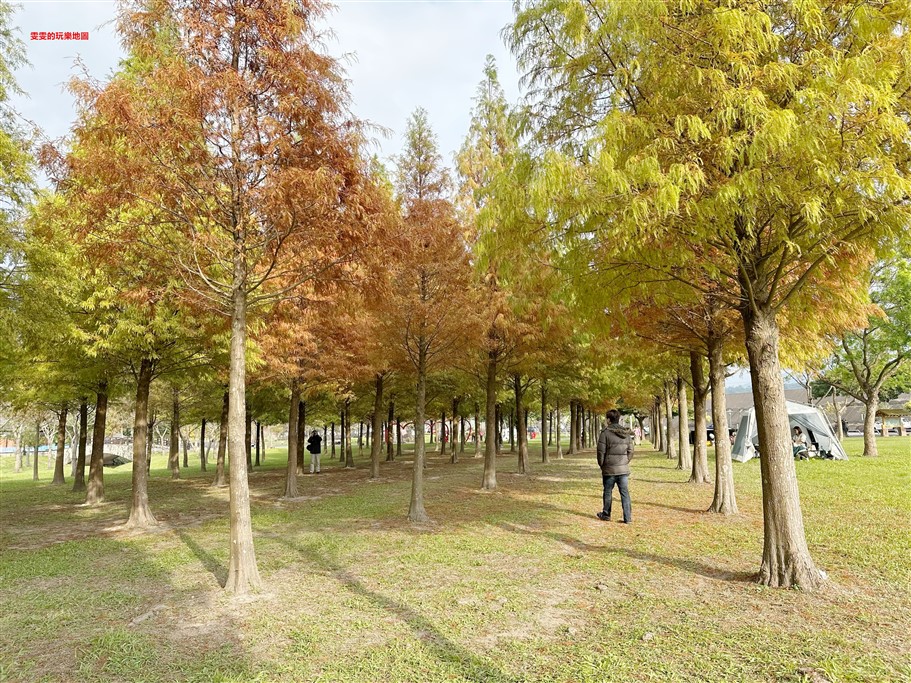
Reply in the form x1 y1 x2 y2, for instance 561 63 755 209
731 401 848 462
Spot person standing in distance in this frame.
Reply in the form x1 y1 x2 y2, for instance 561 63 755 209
596 409 634 524
306 430 322 474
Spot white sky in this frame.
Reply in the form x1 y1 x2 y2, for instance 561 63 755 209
9 0 520 177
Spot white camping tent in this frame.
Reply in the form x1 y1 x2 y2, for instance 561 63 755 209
731 401 848 462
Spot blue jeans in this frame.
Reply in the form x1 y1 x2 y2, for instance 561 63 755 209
602 474 631 522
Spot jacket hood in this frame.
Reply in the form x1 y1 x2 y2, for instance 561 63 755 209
606 425 632 437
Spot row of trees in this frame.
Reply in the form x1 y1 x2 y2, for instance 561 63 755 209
1 0 908 594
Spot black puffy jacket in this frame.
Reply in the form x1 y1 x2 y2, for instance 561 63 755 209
596 425 634 476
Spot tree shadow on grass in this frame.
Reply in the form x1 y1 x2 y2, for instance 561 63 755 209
497 522 755 583
175 529 227 587
274 536 519 683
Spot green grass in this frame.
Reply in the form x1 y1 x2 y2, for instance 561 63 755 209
0 437 909 682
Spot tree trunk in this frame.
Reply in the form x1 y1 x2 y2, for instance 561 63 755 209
200 419 208 471
495 403 502 455
742 304 821 590
296 400 306 476
450 398 460 463
126 358 157 528
51 405 68 485
440 410 448 456
86 382 108 504
707 337 737 514
568 401 576 455
223 281 261 595
32 422 40 481
370 374 384 478
245 408 252 471
255 421 261 467
284 383 300 498
654 397 663 451
169 389 180 480
13 431 22 473
541 383 549 463
344 398 354 468
862 396 879 456
482 351 498 490
664 383 677 461
71 400 89 492
181 430 190 469
331 422 336 459
508 408 515 454
514 375 529 474
556 402 563 458
358 422 363 455
213 391 229 487
473 402 481 456
689 352 711 484
677 372 691 472
387 401 395 461
409 347 431 522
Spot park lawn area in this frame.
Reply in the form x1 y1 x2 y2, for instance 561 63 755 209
0 437 908 683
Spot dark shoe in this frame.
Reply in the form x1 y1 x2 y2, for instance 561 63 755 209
620 520 632 524
596 512 611 521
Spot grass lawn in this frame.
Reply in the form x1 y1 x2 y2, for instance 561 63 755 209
0 437 908 682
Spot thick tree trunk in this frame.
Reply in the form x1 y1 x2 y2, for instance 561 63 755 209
330 422 336 459
224 282 261 595
371 374 384 478
514 375 529 474
169 390 180 480
200 419 208 471
689 352 711 484
71 400 89 492
213 391 229 487
86 383 108 504
677 374 691 472
126 358 157 529
409 348 431 522
51 405 68 485
541 383 549 463
396 417 402 458
707 337 737 514
862 396 879 456
655 397 663 451
284 383 300 498
344 398 354 468
482 351 498 490
460 413 466 454
664 383 677 461
296 400 306 476
743 304 821 590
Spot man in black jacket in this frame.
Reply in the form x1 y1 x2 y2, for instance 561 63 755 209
596 409 634 523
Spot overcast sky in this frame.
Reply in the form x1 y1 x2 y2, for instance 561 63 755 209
10 0 520 177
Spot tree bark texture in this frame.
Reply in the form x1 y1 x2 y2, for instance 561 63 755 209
707 338 737 514
169 390 181 480
482 351 498 490
371 374 384 478
409 348 431 522
51 405 68 485
126 358 157 529
284 383 300 498
743 304 821 590
86 383 108 504
213 391 229 487
689 352 711 484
